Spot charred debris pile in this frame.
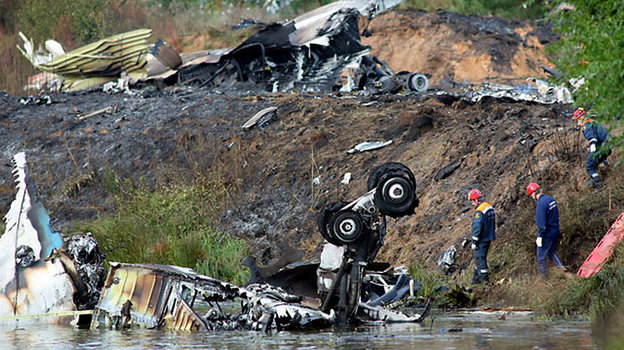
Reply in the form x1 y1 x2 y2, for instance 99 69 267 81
0 152 429 330
17 0 429 96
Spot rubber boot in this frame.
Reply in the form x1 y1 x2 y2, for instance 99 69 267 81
472 269 482 285
538 260 549 280
594 179 603 188
591 173 603 188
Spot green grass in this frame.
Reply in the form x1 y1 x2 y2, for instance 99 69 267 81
552 246 624 321
409 263 447 300
399 0 548 19
73 171 249 285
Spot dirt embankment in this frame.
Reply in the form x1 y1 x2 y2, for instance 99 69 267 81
361 10 556 87
1 88 612 271
0 9 617 278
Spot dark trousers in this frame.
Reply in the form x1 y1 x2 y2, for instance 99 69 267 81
585 149 611 180
472 241 491 284
537 235 564 280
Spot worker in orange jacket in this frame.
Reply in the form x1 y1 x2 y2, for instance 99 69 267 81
468 189 496 284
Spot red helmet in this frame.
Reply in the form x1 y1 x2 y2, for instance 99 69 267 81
572 108 586 121
468 189 482 201
527 183 540 196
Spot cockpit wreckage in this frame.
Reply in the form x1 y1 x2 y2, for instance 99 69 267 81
18 0 429 94
0 152 428 330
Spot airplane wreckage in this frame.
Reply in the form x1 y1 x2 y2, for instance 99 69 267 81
17 0 578 104
0 152 429 331
18 0 429 95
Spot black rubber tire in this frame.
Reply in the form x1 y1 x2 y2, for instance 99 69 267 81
408 73 429 93
367 162 416 191
373 172 417 218
317 202 348 246
330 210 364 244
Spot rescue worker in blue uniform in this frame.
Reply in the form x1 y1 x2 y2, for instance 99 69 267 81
572 108 612 188
527 183 565 280
468 189 495 284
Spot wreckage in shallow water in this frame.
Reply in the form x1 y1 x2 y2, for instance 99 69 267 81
0 153 428 330
0 153 104 326
92 262 336 331
92 261 428 331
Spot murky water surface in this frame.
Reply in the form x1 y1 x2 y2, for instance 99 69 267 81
0 310 595 350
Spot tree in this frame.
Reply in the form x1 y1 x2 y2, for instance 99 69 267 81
550 1 623 151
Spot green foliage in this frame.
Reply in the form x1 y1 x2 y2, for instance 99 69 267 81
0 0 24 29
195 232 249 285
399 0 548 19
16 0 110 45
74 173 248 284
145 0 197 13
558 181 624 267
549 0 624 151
409 263 446 300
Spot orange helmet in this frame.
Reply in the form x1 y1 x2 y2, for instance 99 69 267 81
468 189 482 201
572 108 586 121
527 183 540 196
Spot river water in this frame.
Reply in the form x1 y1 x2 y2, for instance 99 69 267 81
0 310 596 350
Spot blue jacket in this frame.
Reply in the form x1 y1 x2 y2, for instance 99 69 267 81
472 202 496 243
536 195 560 238
582 120 611 147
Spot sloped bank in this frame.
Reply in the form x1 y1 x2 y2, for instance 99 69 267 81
2 88 620 272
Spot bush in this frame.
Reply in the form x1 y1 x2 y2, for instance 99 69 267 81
549 0 624 152
400 0 548 19
16 0 110 46
74 172 249 284
409 263 447 301
195 232 249 285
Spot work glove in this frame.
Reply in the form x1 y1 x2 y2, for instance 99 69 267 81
471 243 477 251
536 237 543 247
590 144 597 153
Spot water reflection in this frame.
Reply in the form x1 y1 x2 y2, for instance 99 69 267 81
0 311 597 350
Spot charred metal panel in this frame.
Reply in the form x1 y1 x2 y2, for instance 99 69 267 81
95 264 167 328
92 263 242 330
164 291 208 331
290 0 403 45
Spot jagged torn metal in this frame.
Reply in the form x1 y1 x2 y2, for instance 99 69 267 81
0 152 63 290
0 152 78 326
92 263 335 331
